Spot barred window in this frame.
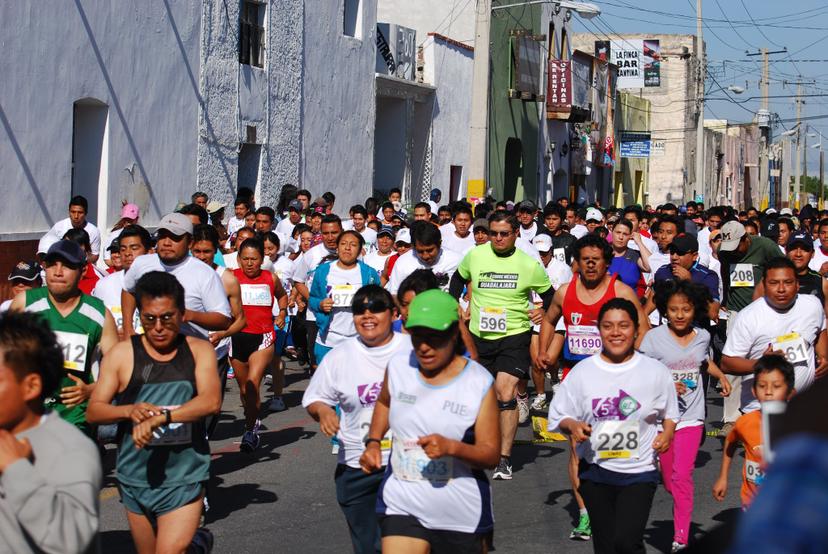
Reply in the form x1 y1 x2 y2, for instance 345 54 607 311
239 1 265 67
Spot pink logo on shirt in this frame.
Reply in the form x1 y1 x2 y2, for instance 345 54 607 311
357 382 383 406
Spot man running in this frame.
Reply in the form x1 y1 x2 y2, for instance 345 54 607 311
538 234 649 540
87 272 219 554
38 195 102 264
449 211 554 481
387 221 461 295
10 241 118 437
786 230 828 307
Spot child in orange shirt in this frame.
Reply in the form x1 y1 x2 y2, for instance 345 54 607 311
712 354 795 508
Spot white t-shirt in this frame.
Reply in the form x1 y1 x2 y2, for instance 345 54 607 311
39 218 101 256
810 245 828 273
516 237 543 263
519 222 539 241
292 243 336 322
0 299 11 313
570 224 588 239
547 352 680 474
276 217 297 238
91 269 142 333
647 250 672 325
722 295 825 413
302 333 412 468
531 260 573 333
364 250 394 275
359 227 378 253
697 227 712 267
223 251 273 272
706 257 728 320
316 264 362 348
123 254 231 339
440 222 456 237
441 231 475 256
386 248 462 295
227 216 246 237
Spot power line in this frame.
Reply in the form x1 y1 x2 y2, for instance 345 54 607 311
739 0 785 48
713 0 757 50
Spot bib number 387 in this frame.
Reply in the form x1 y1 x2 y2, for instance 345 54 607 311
479 307 507 334
591 419 639 459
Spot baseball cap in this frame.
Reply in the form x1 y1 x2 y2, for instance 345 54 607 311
668 234 699 254
121 203 140 219
719 221 746 252
377 228 395 239
157 212 194 236
765 208 778 215
288 199 304 212
532 234 553 252
586 207 603 222
787 231 814 252
313 197 329 208
206 200 225 214
395 228 411 244
107 237 121 253
8 261 41 281
45 240 86 266
472 219 489 231
517 200 536 213
780 207 793 216
405 290 459 331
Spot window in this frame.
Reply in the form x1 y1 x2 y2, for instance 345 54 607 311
547 21 556 59
240 1 265 67
343 0 362 38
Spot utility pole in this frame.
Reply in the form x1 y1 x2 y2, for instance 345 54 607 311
821 147 825 209
467 0 492 202
796 83 803 207
695 0 705 205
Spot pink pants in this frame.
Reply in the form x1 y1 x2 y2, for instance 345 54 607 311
659 425 703 545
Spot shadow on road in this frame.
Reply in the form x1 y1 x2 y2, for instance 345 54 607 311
205 482 279 523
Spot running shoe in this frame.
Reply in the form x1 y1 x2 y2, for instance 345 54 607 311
530 393 548 411
190 527 214 553
227 366 235 379
671 541 687 552
267 396 287 413
718 422 735 438
517 393 530 424
240 430 260 452
492 458 513 480
570 513 591 540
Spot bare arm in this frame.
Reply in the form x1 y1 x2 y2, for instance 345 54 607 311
99 309 119 356
712 429 740 501
8 291 25 313
815 329 828 378
721 355 759 375
615 281 650 347
632 234 652 272
539 286 565 359
86 341 136 424
121 289 137 337
360 372 391 473
210 274 246 344
293 282 310 301
306 401 340 437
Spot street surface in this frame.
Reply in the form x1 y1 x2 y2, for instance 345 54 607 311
99 362 743 553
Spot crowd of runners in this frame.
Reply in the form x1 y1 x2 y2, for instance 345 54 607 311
2 185 828 553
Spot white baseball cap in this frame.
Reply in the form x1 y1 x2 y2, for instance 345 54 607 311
395 228 411 245
585 207 603 223
719 221 746 252
780 208 793 216
532 234 553 252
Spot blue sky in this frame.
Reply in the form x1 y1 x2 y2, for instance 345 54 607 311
571 0 828 172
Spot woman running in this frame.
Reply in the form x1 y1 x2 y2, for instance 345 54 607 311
231 237 287 452
608 219 651 295
547 298 679 554
638 280 730 552
361 289 499 553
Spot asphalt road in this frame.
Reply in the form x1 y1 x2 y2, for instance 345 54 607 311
99 362 744 553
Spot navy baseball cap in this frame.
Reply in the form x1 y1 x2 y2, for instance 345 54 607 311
787 231 814 252
45 240 86 266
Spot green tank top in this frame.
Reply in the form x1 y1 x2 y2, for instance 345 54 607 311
116 335 210 488
24 287 105 434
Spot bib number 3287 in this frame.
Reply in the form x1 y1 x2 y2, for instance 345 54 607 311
479 307 507 333
591 419 639 459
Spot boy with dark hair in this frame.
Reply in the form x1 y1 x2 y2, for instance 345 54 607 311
713 355 796 508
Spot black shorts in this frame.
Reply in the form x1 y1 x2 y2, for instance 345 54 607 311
230 332 274 363
472 330 532 379
380 515 486 554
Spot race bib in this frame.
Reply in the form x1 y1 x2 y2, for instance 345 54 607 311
671 369 700 391
241 284 272 306
567 325 602 356
148 406 192 447
330 284 357 308
391 437 453 482
553 248 567 264
358 409 392 450
730 263 754 287
54 330 89 372
591 419 640 459
772 332 808 364
479 307 507 334
745 459 764 485
111 306 124 328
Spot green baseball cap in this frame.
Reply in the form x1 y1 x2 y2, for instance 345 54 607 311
405 289 459 331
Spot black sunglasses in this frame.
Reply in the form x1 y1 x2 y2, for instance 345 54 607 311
352 300 393 315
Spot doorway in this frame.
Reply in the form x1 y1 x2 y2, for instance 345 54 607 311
503 138 523 202
71 99 109 225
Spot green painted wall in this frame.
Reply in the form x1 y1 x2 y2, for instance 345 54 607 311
488 2 542 202
615 93 651 207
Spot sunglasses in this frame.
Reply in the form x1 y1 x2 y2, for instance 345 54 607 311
488 230 513 238
353 301 393 315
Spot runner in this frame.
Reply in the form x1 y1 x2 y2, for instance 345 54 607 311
303 285 410 554
232 237 288 451
721 257 827 414
87 271 219 554
0 311 102 554
412 202 432 222
227 197 252 239
276 199 304 238
440 205 475 256
547 298 679 554
712 355 795 508
61 228 105 295
639 280 731 551
122 213 232 342
9 240 118 437
347 205 378 253
263 231 295 412
38 195 102 264
364 229 396 280
0 261 41 313
517 201 539 241
449 211 553 481
308 231 380 364
785 230 828 306
538 234 649 540
472 219 490 246
808 218 828 273
542 204 576 264
387 221 461 295
92 225 153 336
608 219 651 292
360 290 499 553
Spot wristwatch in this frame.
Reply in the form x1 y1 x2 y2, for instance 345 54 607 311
160 408 172 425
364 437 382 446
